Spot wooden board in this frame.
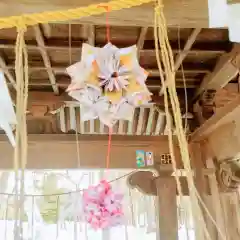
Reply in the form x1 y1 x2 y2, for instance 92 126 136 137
0 134 182 169
0 0 209 27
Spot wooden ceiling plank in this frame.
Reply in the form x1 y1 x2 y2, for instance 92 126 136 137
33 25 59 94
194 44 240 99
159 28 201 95
0 55 16 89
5 64 208 78
0 43 225 55
18 77 199 89
0 0 209 28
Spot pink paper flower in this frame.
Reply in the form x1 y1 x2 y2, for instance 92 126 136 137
83 180 124 230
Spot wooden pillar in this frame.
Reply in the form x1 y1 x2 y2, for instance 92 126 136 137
155 177 178 240
190 142 217 240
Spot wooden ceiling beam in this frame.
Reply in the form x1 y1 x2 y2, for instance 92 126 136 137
0 43 225 56
4 65 209 77
11 77 199 89
159 28 201 95
0 0 209 28
190 95 240 141
0 134 182 169
33 25 59 94
137 27 148 58
194 44 240 99
174 28 202 71
0 54 16 89
9 91 188 110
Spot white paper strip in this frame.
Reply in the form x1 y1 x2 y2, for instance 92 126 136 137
208 0 227 27
0 72 17 146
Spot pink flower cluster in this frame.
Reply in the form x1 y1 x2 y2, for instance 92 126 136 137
83 180 124 230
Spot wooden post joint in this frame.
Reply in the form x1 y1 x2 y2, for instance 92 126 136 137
216 158 240 192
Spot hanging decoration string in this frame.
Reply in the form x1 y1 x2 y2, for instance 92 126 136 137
98 5 111 43
106 127 113 170
13 20 29 240
154 1 225 239
0 170 138 197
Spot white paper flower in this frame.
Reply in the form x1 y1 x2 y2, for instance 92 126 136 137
66 42 152 127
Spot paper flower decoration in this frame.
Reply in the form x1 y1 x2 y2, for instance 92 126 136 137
0 72 17 146
66 42 152 127
83 180 124 230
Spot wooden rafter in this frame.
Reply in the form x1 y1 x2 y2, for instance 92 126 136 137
33 25 59 94
174 28 202 70
0 54 16 89
194 44 240 99
137 27 148 58
159 28 201 95
4 65 209 78
41 23 51 38
0 43 225 55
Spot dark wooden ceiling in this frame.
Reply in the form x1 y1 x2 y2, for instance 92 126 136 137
0 23 237 135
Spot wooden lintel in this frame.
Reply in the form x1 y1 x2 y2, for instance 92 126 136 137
0 0 208 28
0 134 182 169
190 95 240 141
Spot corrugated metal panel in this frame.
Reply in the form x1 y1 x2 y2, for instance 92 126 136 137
57 103 166 136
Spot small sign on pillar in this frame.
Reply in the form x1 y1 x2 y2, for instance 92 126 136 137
136 150 154 167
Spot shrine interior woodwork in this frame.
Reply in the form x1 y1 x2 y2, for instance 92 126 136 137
0 23 239 135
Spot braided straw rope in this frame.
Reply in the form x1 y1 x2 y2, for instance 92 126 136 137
0 0 153 29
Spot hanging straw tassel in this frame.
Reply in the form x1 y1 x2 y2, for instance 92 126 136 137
13 20 29 240
153 1 225 240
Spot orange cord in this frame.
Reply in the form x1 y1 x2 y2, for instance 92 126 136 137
97 4 112 176
98 5 111 42
106 127 112 169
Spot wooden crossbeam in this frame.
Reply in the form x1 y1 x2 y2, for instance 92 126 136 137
4 65 209 78
194 44 240 99
9 77 199 89
159 28 201 95
0 54 16 89
33 25 59 94
0 43 225 55
190 95 240 141
0 0 209 27
174 28 202 70
0 134 182 169
137 27 148 58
